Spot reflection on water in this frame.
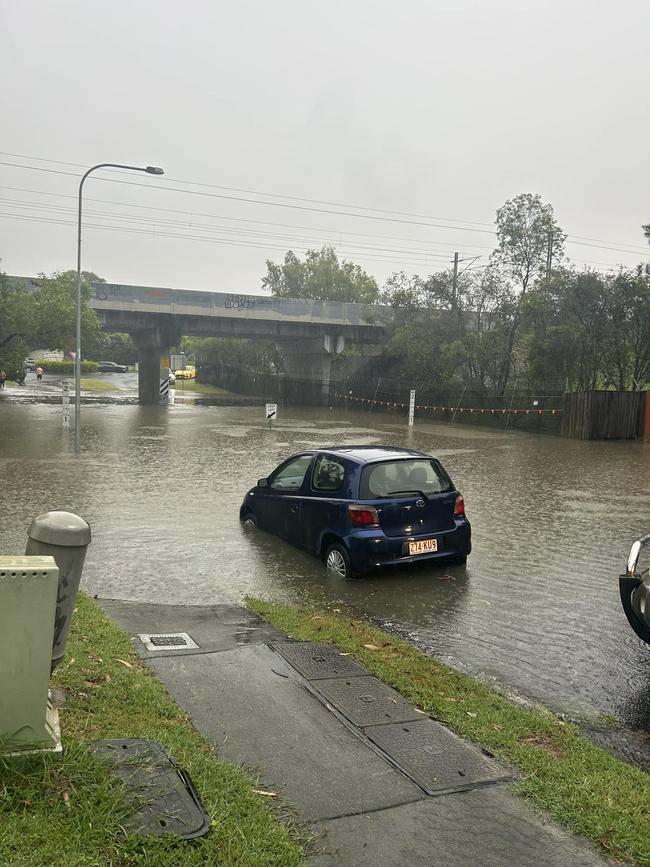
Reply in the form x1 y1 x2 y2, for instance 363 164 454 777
1 397 648 749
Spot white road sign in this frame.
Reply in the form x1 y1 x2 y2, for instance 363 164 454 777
265 403 278 420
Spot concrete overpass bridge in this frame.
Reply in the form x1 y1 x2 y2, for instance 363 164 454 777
13 277 391 402
87 283 391 403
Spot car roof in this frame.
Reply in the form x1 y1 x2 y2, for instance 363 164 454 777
314 445 432 465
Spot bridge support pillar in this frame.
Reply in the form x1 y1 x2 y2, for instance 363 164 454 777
279 334 345 406
133 325 179 405
137 346 169 404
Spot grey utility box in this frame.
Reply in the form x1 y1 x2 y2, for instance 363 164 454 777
0 556 61 753
26 511 91 672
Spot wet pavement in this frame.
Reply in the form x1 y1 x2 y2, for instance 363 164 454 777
1 375 649 765
100 598 609 867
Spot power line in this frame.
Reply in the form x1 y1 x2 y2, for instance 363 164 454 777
0 185 493 254
0 200 469 263
0 212 461 269
0 150 497 230
0 160 498 235
0 207 633 273
1 173 645 268
0 159 647 256
1 155 647 261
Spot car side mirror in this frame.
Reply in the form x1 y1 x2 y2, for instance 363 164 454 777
257 477 269 488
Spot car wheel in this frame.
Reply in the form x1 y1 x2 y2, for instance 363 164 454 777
242 513 257 528
325 543 357 580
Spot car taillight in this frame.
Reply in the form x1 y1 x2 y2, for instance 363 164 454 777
454 494 465 518
348 504 380 527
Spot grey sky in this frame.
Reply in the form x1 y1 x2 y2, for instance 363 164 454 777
1 0 648 293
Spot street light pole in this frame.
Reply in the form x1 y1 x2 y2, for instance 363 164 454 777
74 163 164 453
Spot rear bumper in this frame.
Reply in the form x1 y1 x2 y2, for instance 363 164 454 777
346 521 471 572
619 573 650 644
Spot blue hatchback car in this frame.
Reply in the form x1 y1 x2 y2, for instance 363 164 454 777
240 446 471 579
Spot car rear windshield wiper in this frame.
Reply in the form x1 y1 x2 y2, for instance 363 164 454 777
384 489 428 499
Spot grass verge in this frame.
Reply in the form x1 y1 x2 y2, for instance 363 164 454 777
246 597 650 866
79 378 118 392
0 594 306 867
172 381 259 401
172 380 230 394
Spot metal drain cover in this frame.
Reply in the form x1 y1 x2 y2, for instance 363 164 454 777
271 641 367 679
363 719 512 796
313 676 423 727
89 739 210 839
138 632 198 651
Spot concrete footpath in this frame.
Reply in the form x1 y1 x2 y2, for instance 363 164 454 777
98 597 610 867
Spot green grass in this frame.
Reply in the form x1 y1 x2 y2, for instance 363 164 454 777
246 598 650 866
172 380 232 395
79 378 118 392
173 380 259 401
0 595 307 867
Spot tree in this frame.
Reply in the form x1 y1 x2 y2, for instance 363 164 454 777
643 223 650 245
601 265 650 390
378 266 516 392
379 270 466 384
379 271 425 309
262 246 379 303
0 268 33 378
183 335 283 374
521 269 608 390
28 271 100 353
0 270 101 374
490 193 566 395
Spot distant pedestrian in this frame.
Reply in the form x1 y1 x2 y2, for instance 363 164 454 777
36 365 44 382
0 370 6 389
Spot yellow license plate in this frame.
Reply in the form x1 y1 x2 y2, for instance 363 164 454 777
409 539 438 555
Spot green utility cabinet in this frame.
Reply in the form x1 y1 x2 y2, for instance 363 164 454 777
0 556 61 753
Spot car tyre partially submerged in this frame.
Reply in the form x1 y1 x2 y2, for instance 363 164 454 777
325 542 358 581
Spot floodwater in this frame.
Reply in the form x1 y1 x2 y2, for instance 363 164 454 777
1 374 649 764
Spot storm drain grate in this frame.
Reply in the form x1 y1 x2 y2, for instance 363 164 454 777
311 676 424 727
362 719 512 796
138 632 199 652
150 636 188 647
271 641 367 680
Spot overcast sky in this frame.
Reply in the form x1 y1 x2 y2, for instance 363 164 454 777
1 0 649 294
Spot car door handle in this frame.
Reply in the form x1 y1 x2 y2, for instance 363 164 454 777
290 505 299 513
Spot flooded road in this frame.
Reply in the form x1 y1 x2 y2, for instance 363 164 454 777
1 379 649 760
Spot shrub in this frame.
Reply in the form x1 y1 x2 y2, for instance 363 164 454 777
34 360 98 374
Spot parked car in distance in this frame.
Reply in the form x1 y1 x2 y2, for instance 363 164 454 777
174 365 195 380
97 361 129 373
24 357 36 371
240 446 471 579
619 535 650 645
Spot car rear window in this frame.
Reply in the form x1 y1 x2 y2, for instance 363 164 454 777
359 459 454 499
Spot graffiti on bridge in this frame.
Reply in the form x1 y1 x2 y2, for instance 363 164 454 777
224 293 285 310
94 284 123 301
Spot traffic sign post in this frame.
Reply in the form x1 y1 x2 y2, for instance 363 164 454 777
408 389 416 426
265 402 277 429
62 380 70 429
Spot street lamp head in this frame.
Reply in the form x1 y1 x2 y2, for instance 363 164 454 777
145 166 164 175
